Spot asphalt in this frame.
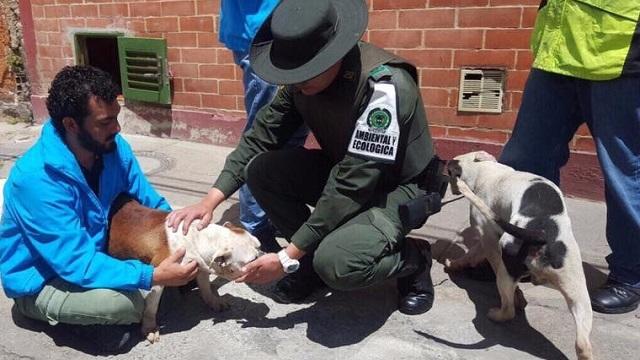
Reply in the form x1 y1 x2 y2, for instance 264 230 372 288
0 120 638 360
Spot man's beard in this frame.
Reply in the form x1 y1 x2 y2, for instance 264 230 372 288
77 126 117 155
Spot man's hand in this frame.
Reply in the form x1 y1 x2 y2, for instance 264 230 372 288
235 253 285 284
152 248 199 286
166 188 225 235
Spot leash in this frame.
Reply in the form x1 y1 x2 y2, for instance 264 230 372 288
441 195 464 206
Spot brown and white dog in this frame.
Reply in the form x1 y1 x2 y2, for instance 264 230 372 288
445 151 593 360
108 195 261 343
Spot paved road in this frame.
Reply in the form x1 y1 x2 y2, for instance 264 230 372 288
0 122 637 359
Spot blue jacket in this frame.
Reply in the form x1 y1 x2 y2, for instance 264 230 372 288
219 0 279 52
0 121 171 298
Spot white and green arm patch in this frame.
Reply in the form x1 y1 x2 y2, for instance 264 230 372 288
347 82 400 163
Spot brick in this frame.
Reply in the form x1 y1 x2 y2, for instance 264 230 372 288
447 127 507 144
396 49 452 68
55 0 90 4
60 18 86 29
573 136 596 153
576 123 591 136
426 107 468 125
184 78 218 93
369 30 422 48
99 3 129 17
485 29 533 50
70 4 98 18
173 92 201 107
219 80 243 95
522 7 539 28
130 2 162 17
146 17 179 32
172 78 184 92
170 63 199 78
510 91 523 109
128 20 146 33
428 125 447 138
420 69 459 87
44 5 70 18
458 8 521 28
62 46 74 58
429 0 488 7
372 0 426 10
34 19 60 32
421 88 450 107
47 33 67 46
424 29 483 49
369 11 397 30
161 1 196 16
454 50 516 68
216 49 234 64
516 50 534 70
181 48 217 63
197 0 218 15
166 32 198 47
506 70 530 91
180 16 214 32
197 32 221 47
490 0 540 5
85 18 112 28
35 32 48 46
399 9 455 28
32 5 45 19
168 48 181 62
199 64 236 79
201 94 237 110
477 112 517 130
38 45 63 58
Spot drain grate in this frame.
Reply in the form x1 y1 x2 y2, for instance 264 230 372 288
458 68 505 113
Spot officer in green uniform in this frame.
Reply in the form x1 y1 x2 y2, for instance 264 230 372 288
168 0 437 315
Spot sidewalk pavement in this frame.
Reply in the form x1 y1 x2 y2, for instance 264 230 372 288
0 121 637 360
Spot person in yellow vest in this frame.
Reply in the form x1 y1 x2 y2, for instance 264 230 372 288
500 0 640 314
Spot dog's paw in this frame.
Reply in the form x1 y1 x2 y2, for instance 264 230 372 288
141 325 160 344
487 307 515 322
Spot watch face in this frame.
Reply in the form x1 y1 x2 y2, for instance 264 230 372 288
286 262 300 273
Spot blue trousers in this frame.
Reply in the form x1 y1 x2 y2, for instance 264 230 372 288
233 51 308 238
500 69 640 288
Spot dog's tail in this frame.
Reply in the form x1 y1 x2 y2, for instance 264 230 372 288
454 178 547 246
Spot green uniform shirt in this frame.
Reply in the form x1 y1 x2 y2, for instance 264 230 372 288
531 0 640 80
214 42 434 252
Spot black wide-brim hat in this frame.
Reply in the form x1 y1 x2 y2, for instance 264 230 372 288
250 0 368 85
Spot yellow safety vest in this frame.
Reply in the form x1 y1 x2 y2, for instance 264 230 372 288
531 0 640 80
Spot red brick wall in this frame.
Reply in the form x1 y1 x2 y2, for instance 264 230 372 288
27 0 595 153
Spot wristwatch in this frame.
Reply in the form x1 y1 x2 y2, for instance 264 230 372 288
277 249 300 274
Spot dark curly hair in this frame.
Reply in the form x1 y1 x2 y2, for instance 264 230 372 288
46 65 119 136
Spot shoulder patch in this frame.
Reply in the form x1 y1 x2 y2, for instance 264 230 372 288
369 65 393 81
347 82 399 163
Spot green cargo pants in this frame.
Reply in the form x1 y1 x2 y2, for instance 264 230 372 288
246 148 422 290
14 278 144 326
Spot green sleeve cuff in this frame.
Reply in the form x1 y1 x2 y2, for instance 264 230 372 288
213 171 242 198
291 224 322 253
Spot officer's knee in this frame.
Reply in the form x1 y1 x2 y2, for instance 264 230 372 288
312 246 369 291
245 152 271 191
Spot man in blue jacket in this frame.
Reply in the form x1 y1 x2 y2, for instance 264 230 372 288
0 66 198 352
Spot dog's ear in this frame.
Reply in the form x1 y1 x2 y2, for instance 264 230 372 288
447 160 462 178
473 151 496 162
223 222 246 234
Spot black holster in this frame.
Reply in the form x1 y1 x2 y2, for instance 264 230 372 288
399 156 449 229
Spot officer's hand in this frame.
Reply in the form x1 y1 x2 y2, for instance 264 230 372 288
152 248 199 286
235 253 285 284
166 188 225 235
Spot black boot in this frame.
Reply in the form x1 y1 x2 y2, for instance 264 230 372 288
397 237 434 315
272 255 324 304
